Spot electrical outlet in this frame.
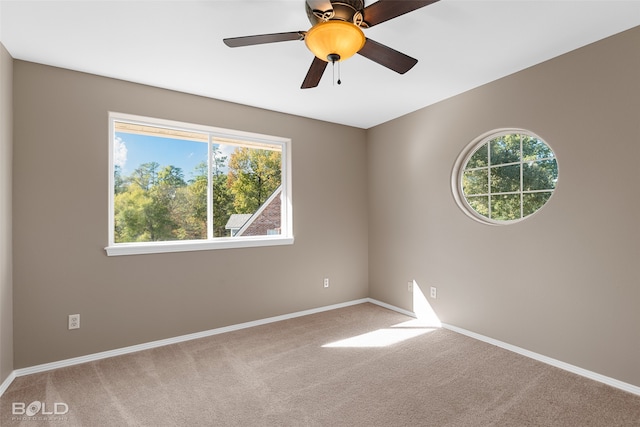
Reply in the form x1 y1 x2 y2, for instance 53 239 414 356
407 281 413 292
323 278 329 288
68 314 80 330
430 287 437 299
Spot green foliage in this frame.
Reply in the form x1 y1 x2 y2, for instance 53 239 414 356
491 164 520 193
490 135 520 165
115 162 199 242
466 196 488 218
171 183 207 240
227 148 281 214
462 169 488 195
210 152 235 237
114 181 176 242
130 162 160 190
114 165 126 195
491 194 521 221
114 184 152 242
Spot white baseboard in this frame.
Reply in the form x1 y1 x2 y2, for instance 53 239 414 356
9 298 369 380
441 323 640 397
366 298 640 397
0 370 16 396
2 297 638 398
366 298 417 318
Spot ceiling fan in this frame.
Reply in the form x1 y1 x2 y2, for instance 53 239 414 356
223 0 439 89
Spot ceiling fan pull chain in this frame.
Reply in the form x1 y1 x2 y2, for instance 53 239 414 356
331 57 342 86
331 57 341 86
332 60 335 86
326 53 342 87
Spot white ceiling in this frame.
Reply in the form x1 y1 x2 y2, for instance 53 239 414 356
1 0 639 129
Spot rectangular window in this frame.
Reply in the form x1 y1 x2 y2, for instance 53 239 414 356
106 113 293 256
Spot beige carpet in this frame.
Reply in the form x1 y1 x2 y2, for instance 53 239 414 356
2 303 639 426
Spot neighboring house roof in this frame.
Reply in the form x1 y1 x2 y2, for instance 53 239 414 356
235 186 282 237
225 214 252 230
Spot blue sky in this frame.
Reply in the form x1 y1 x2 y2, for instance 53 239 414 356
115 132 209 181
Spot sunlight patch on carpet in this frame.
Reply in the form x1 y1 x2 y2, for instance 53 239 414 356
323 280 442 348
322 327 436 348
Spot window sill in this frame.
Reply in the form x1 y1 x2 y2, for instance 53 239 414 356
105 236 295 256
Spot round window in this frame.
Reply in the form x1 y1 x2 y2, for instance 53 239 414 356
452 129 558 225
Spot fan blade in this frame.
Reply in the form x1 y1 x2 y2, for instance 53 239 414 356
357 38 418 74
223 32 305 48
363 0 439 27
301 57 328 89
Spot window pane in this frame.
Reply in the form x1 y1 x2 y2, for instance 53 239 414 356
522 136 554 161
113 128 208 243
491 194 521 221
466 196 489 218
490 135 520 165
523 159 558 191
523 192 552 216
221 145 282 237
490 164 520 193
109 113 292 255
466 144 488 168
463 169 488 195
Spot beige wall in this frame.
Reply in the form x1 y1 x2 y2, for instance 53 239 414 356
368 27 640 387
12 62 369 368
0 42 14 384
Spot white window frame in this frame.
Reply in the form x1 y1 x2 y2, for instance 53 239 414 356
452 128 558 226
106 112 293 256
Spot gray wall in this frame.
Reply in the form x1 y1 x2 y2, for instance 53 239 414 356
368 27 640 387
12 62 369 368
0 42 13 384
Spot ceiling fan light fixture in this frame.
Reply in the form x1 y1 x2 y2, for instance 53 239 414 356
304 21 365 62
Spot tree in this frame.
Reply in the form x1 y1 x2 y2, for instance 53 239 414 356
114 183 154 242
227 147 281 214
130 162 160 190
171 163 207 240
172 185 206 240
114 165 126 194
114 164 186 242
152 165 186 212
210 151 235 236
157 165 186 188
142 165 186 240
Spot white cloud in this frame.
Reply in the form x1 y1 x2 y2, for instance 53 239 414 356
214 143 237 160
113 136 128 168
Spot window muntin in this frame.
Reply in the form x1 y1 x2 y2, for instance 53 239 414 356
106 113 293 255
453 130 558 225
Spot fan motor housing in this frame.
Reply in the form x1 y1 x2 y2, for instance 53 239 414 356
306 0 367 27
